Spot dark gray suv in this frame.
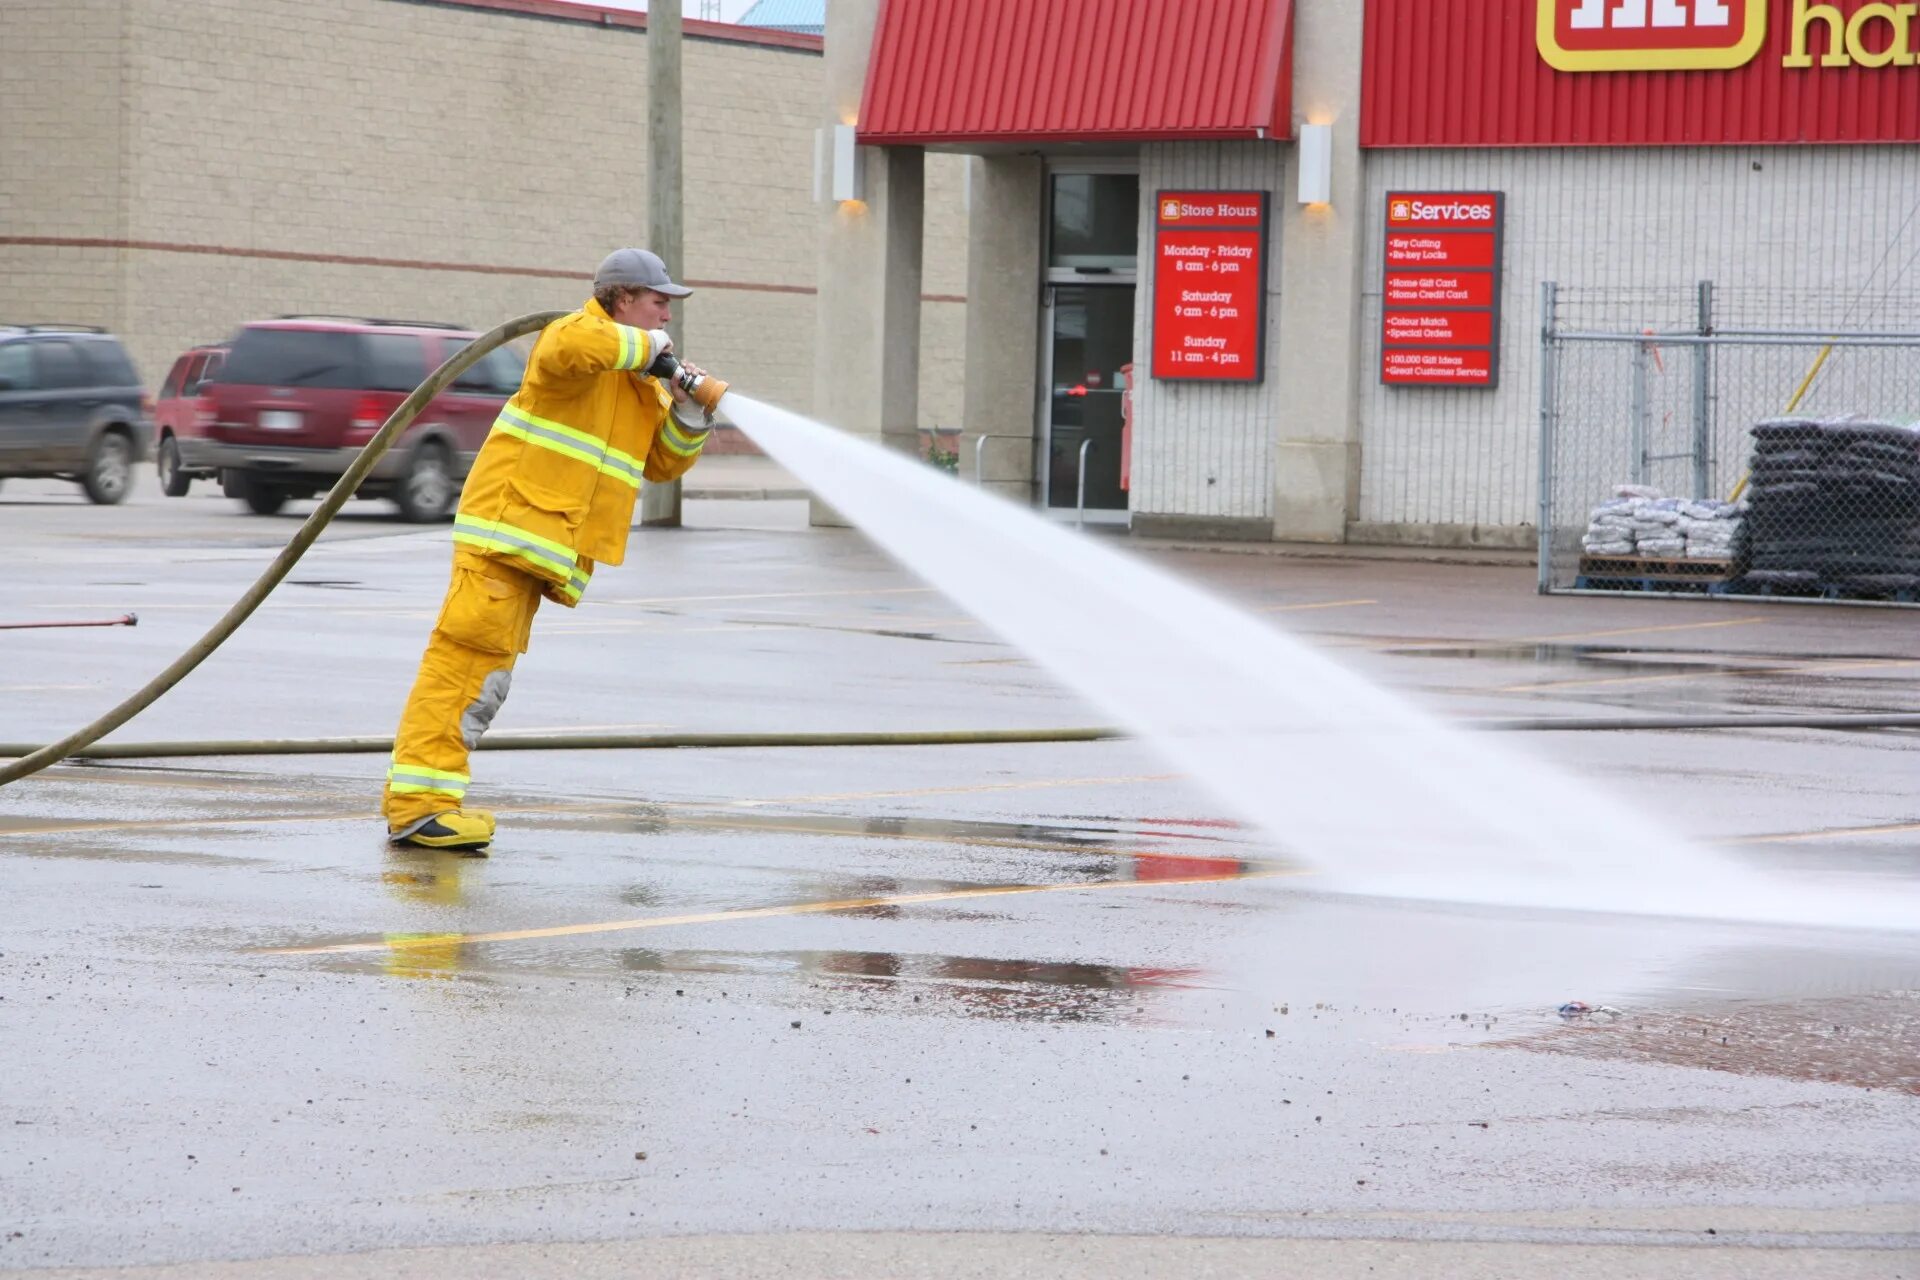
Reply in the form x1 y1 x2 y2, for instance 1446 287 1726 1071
0 325 150 504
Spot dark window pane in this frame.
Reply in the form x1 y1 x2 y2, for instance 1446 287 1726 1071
221 330 363 388
1049 174 1140 271
33 341 88 389
193 351 224 392
452 344 525 394
0 343 32 390
79 340 139 386
363 333 428 393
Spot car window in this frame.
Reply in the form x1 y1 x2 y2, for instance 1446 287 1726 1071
0 343 32 391
163 355 192 399
190 351 224 393
453 344 525 395
221 329 362 388
363 333 428 393
33 341 88 389
80 341 140 387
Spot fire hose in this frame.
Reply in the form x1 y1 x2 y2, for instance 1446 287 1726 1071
0 312 569 788
3 310 1917 786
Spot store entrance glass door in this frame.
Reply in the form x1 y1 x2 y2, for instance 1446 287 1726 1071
1042 169 1137 521
1045 285 1134 513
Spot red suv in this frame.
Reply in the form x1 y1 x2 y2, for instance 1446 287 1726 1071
153 343 226 496
202 316 525 521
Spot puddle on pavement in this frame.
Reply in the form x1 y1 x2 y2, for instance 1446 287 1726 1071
360 940 1213 1023
522 806 1243 853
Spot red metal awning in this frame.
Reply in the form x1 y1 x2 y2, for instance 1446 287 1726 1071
857 0 1295 147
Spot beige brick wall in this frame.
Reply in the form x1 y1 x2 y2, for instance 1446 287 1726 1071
0 0 131 332
3 0 968 421
918 153 969 432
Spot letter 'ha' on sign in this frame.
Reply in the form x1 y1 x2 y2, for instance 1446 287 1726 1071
1537 0 1768 71
1151 191 1270 383
1381 192 1505 389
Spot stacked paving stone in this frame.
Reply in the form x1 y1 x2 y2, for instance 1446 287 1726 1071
1736 415 1920 596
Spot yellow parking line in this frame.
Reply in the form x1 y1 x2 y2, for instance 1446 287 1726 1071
1725 820 1920 846
593 587 938 607
1510 617 1770 644
729 773 1180 807
264 868 1296 956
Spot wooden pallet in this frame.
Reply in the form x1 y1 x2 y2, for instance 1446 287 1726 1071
1576 555 1734 593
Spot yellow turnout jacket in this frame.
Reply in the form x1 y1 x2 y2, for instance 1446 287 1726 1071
452 297 708 606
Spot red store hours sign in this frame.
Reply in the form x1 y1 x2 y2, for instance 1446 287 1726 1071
1151 190 1268 383
1381 191 1504 388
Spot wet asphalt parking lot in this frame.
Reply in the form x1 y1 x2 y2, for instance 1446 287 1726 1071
2 479 1917 1278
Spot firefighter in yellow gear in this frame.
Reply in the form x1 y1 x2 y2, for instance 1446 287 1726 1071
383 249 712 852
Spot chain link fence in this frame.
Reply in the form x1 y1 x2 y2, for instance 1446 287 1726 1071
1538 283 1920 605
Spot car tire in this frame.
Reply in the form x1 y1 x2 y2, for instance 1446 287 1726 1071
157 436 192 497
395 440 457 523
83 431 134 505
240 476 289 516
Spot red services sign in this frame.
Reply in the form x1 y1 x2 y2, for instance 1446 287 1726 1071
1381 191 1504 389
1385 271 1497 307
1385 231 1500 269
1383 309 1495 347
1382 349 1497 384
1151 190 1269 383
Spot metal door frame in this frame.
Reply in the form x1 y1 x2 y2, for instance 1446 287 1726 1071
1038 158 1139 527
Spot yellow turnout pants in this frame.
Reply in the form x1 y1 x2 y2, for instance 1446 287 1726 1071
382 550 543 829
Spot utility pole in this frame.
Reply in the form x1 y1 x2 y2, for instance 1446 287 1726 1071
640 0 685 527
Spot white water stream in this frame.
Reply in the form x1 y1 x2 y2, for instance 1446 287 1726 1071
724 395 1916 932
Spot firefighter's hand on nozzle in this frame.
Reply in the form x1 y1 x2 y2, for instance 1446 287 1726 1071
668 361 707 406
644 329 673 363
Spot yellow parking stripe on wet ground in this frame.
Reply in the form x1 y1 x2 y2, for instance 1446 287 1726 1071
263 867 1297 956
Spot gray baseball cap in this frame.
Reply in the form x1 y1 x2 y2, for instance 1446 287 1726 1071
594 247 693 297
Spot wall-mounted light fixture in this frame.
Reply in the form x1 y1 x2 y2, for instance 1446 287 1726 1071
812 124 867 204
831 122 864 203
1297 123 1332 206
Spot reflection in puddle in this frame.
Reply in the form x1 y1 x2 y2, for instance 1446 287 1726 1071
524 806 1238 853
619 946 1208 1023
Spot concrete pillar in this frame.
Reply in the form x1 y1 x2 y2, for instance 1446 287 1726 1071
961 155 1044 503
1270 1 1368 543
639 0 684 528
812 0 924 527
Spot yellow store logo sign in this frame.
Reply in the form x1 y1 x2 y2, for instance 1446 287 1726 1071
1537 0 1917 71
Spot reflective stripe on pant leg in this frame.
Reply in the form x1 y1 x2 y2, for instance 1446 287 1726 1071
383 587 526 827
386 760 469 797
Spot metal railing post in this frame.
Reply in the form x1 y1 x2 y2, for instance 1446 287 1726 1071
1629 336 1650 487
1076 438 1093 528
1692 280 1714 498
1536 281 1558 594
975 433 987 487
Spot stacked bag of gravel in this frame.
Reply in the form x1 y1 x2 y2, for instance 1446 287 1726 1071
1582 485 1736 559
1737 415 1920 595
1678 499 1741 559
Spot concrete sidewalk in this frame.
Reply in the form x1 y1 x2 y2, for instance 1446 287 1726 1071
683 452 808 501
683 453 1535 567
